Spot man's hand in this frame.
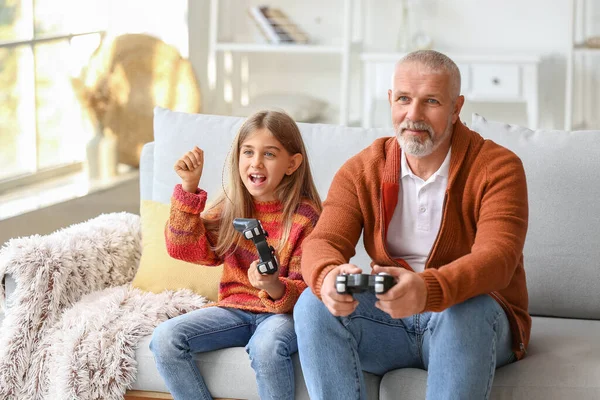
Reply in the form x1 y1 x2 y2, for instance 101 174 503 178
248 260 285 300
174 146 204 193
373 265 427 319
320 264 362 317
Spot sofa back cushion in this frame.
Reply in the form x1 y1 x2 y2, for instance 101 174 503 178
148 107 390 267
472 114 600 319
151 107 391 205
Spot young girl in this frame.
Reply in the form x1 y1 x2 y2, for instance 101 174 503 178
150 110 322 400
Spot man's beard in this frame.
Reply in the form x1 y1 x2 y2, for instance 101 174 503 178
395 118 453 157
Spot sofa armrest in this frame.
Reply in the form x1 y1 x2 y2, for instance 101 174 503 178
0 212 141 316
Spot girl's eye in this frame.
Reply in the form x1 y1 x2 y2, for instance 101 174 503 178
243 150 253 156
265 152 275 158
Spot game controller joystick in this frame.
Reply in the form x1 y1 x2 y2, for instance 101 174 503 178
335 273 395 295
233 218 279 275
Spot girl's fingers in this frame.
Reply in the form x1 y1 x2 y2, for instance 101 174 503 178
193 149 204 167
176 160 188 171
187 151 198 167
186 152 198 168
182 156 194 171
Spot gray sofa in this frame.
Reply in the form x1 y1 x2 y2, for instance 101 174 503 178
2 109 600 399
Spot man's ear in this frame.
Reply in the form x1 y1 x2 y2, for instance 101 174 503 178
388 89 393 107
286 153 303 175
452 95 465 124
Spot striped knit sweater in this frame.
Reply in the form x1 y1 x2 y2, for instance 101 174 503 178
165 184 320 314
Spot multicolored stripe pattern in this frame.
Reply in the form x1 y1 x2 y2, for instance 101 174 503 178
165 184 320 314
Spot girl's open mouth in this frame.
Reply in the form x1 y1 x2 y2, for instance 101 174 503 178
249 174 266 185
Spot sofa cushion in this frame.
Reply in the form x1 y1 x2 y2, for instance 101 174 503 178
471 114 600 319
139 142 154 201
150 107 391 267
131 199 222 302
379 316 600 400
151 107 391 205
130 335 382 400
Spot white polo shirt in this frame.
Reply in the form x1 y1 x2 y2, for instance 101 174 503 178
385 148 451 273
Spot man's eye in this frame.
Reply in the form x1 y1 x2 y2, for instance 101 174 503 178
427 99 439 104
398 96 409 102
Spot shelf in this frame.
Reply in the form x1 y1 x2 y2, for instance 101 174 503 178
214 42 345 54
573 46 600 53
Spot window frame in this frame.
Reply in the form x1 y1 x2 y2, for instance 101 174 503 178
0 2 105 192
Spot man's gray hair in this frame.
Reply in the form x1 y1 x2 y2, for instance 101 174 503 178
394 50 461 98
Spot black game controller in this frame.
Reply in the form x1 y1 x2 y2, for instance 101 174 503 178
335 273 395 295
233 218 279 275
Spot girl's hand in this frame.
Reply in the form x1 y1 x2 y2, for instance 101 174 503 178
248 260 285 300
174 146 204 193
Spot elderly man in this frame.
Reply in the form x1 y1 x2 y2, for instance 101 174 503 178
294 50 530 400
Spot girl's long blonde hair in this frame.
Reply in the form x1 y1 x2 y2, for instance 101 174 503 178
206 110 322 256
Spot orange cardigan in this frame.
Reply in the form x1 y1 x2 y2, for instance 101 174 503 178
301 122 530 359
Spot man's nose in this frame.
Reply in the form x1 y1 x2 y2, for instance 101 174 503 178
406 101 423 121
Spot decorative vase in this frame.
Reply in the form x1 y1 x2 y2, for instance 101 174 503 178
86 125 103 180
86 124 118 181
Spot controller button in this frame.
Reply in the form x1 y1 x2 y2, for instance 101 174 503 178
375 283 384 293
244 231 253 239
336 283 346 292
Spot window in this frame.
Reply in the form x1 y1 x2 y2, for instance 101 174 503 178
0 0 105 185
0 0 188 187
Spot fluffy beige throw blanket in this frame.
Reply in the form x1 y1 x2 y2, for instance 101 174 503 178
0 213 207 399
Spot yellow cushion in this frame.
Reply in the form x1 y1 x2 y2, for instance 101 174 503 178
132 200 222 302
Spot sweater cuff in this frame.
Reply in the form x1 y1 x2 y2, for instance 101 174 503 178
259 279 298 314
419 271 444 311
172 184 207 214
313 265 338 299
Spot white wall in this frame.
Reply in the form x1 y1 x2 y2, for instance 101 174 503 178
189 0 599 130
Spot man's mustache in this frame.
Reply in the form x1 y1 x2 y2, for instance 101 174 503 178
398 120 434 138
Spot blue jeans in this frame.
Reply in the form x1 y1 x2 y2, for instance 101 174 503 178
150 306 297 400
294 290 515 400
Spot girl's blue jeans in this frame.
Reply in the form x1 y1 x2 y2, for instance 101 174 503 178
294 290 515 400
150 306 297 400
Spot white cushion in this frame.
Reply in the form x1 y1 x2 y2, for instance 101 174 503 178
151 107 393 266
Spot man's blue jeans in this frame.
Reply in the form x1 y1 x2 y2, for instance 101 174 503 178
294 290 515 400
150 306 297 400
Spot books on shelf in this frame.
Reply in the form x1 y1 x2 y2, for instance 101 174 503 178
249 5 310 45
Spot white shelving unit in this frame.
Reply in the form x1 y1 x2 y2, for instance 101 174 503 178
207 0 354 126
565 0 600 130
361 52 540 129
